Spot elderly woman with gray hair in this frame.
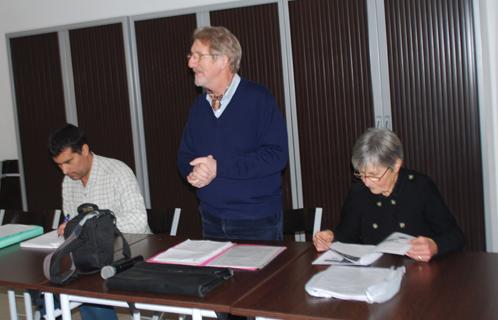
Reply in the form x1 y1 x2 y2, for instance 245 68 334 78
313 128 464 262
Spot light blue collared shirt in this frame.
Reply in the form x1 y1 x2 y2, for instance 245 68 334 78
205 73 241 118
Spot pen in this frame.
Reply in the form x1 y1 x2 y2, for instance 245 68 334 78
324 258 353 264
328 248 360 262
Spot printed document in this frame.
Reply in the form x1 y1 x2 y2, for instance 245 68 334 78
148 239 286 270
207 244 286 270
20 230 64 249
313 232 415 265
149 239 233 265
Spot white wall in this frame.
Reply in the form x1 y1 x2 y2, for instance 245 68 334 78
477 0 498 252
0 0 239 161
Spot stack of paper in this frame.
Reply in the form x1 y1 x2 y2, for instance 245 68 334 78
20 230 64 249
148 239 286 270
313 232 415 265
0 224 44 249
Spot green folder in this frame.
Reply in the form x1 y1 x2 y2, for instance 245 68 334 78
0 224 44 249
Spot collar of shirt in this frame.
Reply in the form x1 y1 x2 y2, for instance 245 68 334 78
82 152 99 189
205 73 241 118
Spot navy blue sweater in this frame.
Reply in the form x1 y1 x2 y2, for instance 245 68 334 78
177 78 288 220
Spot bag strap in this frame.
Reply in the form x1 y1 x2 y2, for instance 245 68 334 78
114 224 131 260
43 231 82 285
43 212 100 284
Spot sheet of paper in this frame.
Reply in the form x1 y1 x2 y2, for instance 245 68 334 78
314 242 383 266
20 230 64 249
313 232 415 265
148 239 234 265
375 232 415 255
207 244 286 270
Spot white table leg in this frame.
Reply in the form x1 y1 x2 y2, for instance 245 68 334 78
7 290 17 320
43 292 55 320
59 294 72 320
23 291 33 320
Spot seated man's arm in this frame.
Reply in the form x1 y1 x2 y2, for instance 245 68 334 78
113 164 150 234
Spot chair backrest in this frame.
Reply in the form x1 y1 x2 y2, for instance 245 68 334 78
0 160 22 210
0 209 63 232
146 208 181 236
283 207 323 242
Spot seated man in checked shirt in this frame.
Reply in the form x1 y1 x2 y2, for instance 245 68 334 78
47 123 151 320
49 123 151 236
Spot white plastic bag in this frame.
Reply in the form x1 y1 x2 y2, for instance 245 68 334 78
305 266 405 303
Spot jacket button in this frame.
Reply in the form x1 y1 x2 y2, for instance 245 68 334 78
376 201 382 207
390 199 397 205
373 223 379 229
399 222 405 229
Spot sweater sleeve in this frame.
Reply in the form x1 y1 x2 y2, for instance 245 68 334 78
422 178 465 256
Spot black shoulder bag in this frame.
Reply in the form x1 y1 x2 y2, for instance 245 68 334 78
43 203 130 285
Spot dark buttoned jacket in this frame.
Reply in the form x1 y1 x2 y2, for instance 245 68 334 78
334 168 464 256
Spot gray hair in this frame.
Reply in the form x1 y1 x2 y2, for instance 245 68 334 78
192 26 242 73
351 128 404 171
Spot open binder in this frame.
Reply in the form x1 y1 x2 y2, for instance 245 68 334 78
147 239 286 270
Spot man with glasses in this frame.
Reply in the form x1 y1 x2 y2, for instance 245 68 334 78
313 128 464 262
178 26 288 241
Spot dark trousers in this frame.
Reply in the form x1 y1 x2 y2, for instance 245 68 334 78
200 209 283 241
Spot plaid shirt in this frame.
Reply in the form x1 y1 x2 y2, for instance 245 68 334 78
62 154 151 234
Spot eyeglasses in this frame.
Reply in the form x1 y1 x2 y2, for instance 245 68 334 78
187 52 219 61
353 167 391 182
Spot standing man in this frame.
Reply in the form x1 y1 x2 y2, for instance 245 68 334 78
48 124 150 320
178 26 288 241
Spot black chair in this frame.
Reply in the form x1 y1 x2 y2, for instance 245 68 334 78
283 207 323 242
0 159 22 209
146 208 181 235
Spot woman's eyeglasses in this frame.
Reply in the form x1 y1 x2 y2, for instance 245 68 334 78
353 167 391 182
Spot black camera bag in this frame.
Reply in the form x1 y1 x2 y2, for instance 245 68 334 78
43 203 130 285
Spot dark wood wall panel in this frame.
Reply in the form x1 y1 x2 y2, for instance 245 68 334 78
10 33 66 210
289 0 374 229
134 15 201 237
69 23 135 170
385 0 484 251
210 3 292 210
